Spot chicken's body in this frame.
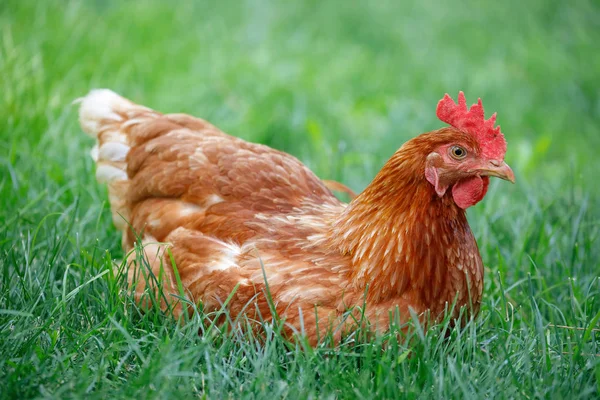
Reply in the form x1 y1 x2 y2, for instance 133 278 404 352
79 90 512 343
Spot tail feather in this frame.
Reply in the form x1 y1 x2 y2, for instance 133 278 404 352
78 89 133 136
77 89 158 233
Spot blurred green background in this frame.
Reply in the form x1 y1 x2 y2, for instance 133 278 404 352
2 0 599 190
1 0 599 398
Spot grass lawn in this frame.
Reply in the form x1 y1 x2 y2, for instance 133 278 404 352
1 0 599 398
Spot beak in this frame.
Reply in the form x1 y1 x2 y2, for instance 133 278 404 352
478 160 515 183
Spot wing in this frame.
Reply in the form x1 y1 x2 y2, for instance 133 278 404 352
78 89 341 247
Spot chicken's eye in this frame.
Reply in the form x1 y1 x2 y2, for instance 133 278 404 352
449 145 467 160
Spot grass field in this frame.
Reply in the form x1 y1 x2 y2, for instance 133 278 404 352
1 0 599 398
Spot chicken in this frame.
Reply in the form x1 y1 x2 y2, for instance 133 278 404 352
78 90 514 343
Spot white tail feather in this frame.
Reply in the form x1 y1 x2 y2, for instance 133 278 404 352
78 89 155 237
79 89 128 137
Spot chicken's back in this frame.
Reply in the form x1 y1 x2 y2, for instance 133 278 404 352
79 90 340 245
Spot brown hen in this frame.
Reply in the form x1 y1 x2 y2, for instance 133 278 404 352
78 90 514 343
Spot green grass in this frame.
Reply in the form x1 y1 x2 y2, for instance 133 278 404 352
1 0 599 398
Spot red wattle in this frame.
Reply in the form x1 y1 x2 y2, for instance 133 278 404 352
451 176 490 209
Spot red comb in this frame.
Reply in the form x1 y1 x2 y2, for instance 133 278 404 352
436 91 506 160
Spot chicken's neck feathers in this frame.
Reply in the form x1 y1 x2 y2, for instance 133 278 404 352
329 139 482 310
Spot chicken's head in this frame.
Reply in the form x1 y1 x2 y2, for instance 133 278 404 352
424 92 515 209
